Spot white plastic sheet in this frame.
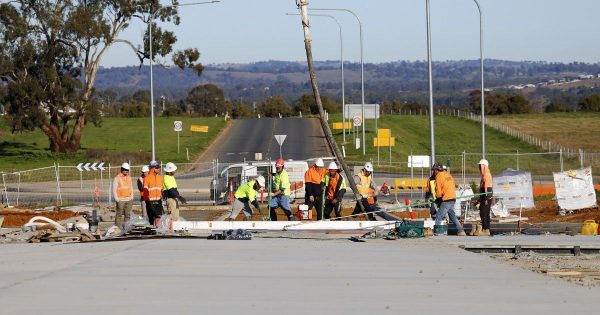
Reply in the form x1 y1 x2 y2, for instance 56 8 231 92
493 169 535 209
553 167 597 211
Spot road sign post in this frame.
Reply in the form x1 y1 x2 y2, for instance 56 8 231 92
174 121 183 153
274 135 287 159
353 116 362 152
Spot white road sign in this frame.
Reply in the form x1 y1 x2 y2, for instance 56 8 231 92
174 121 183 132
353 116 362 127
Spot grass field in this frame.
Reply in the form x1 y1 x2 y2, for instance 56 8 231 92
327 113 590 175
488 112 600 152
0 116 228 171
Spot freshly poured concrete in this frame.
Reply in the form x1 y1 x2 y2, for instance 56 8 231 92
0 235 598 314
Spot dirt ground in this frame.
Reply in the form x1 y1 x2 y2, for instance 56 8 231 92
489 252 600 287
0 209 85 227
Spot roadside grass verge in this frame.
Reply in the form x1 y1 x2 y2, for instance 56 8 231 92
0 116 227 172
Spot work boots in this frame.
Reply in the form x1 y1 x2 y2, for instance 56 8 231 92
470 224 483 236
480 229 491 236
457 230 467 236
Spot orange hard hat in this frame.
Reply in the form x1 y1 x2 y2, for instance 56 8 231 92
275 159 285 167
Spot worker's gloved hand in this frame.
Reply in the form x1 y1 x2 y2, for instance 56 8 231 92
435 198 442 206
177 196 187 204
332 198 338 205
309 195 314 203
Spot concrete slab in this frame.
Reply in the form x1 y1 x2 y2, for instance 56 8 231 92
0 235 598 314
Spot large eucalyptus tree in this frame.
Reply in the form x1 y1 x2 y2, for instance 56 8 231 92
0 0 203 152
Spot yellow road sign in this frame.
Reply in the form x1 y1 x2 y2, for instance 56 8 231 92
190 125 209 132
373 137 395 147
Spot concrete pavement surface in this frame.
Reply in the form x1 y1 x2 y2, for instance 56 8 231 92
0 235 599 314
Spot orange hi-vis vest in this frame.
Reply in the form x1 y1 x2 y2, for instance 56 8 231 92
143 169 163 201
115 173 133 200
304 165 326 184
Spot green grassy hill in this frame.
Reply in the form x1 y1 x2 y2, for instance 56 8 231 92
328 113 590 175
0 116 228 171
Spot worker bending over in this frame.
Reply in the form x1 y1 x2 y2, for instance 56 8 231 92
352 162 380 221
228 176 265 221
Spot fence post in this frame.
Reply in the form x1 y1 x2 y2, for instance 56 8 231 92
55 163 63 207
560 148 564 172
579 149 584 168
16 172 21 207
2 173 8 207
516 149 520 171
108 163 112 206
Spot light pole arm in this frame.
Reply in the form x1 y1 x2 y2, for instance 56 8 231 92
473 0 486 159
147 0 220 161
312 8 365 155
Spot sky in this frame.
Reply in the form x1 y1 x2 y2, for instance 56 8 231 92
101 0 600 67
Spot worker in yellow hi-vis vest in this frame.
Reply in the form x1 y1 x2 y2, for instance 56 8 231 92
162 162 187 221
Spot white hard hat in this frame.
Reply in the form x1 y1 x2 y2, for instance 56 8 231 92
328 162 338 170
256 175 266 187
163 162 177 172
121 162 130 170
364 162 374 172
478 159 489 167
141 165 149 173
315 158 324 167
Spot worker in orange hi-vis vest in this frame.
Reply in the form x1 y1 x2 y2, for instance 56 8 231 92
476 159 494 236
143 160 164 226
113 162 134 229
304 158 327 220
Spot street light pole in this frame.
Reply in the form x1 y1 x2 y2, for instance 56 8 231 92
313 8 365 155
426 0 435 163
148 0 220 161
473 0 485 159
286 13 346 142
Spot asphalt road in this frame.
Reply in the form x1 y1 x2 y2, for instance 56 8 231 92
200 117 331 163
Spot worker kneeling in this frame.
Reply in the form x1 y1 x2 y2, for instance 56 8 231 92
321 162 346 220
228 176 265 221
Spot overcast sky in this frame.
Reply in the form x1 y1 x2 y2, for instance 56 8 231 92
101 0 600 67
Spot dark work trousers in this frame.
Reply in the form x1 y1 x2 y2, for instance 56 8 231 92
305 183 324 220
324 199 342 220
479 197 491 230
145 200 164 225
352 198 378 221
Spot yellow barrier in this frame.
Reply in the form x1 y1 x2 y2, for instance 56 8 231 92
393 178 427 190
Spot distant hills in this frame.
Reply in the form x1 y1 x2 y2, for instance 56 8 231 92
95 60 600 109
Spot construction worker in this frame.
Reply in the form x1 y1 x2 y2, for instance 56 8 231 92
304 158 327 220
433 162 466 236
228 176 266 221
137 165 149 221
476 159 493 236
352 162 380 221
425 163 441 219
269 158 294 221
163 162 187 221
143 161 164 226
321 162 346 220
113 162 134 229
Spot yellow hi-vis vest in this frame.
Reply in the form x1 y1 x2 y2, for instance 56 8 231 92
274 170 291 196
355 169 372 197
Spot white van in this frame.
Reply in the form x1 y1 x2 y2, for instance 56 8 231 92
215 160 309 203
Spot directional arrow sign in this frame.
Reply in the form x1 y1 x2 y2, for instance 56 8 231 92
83 163 91 171
98 162 105 171
90 162 98 171
76 163 84 172
274 135 287 146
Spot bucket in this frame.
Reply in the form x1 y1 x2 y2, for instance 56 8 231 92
580 220 598 235
433 224 448 235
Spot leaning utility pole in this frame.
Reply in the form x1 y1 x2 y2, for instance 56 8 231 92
297 0 365 215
